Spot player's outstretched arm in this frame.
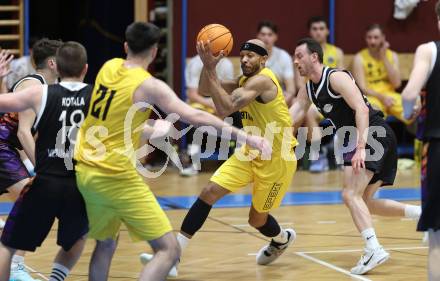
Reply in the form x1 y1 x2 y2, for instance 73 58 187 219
401 43 432 119
137 78 272 156
0 85 43 114
289 86 311 129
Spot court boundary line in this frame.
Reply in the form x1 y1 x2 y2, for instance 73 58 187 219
295 252 372 281
24 264 49 281
246 245 427 280
298 246 428 254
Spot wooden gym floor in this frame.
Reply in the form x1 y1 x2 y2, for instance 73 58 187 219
0 167 426 280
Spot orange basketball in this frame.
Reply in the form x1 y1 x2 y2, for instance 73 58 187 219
196 24 233 56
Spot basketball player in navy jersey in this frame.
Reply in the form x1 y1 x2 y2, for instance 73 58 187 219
402 2 440 279
0 42 90 281
0 38 61 281
290 38 421 275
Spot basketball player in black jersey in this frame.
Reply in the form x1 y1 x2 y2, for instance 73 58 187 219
0 42 90 281
0 38 61 281
402 2 440 279
290 38 421 275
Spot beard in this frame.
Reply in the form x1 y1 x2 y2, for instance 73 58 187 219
241 63 261 77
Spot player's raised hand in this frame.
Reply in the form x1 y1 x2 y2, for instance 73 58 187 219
246 135 272 160
196 40 223 69
0 49 13 78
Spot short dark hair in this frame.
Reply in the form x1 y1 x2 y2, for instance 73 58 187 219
366 23 384 34
56 41 87 78
297 37 323 63
307 16 328 29
436 0 440 18
125 22 161 54
32 38 63 69
257 20 278 34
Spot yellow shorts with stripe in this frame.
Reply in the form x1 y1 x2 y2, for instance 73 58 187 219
366 91 410 124
210 152 297 212
75 164 172 242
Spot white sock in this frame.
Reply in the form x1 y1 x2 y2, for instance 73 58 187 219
177 233 190 251
11 255 24 265
405 204 422 220
272 228 288 244
49 263 70 281
361 228 381 250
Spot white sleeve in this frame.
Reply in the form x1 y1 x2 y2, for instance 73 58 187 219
216 58 234 80
280 50 294 80
185 58 202 89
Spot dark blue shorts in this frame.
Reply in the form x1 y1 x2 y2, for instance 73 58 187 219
1 174 89 251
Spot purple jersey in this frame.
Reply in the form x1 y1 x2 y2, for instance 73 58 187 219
0 112 21 148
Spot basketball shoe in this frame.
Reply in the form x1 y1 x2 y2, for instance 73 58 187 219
256 228 296 265
351 247 390 275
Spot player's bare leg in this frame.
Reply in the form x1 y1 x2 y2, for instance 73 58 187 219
48 236 87 281
342 167 389 275
5 179 40 281
363 181 421 219
89 238 118 281
139 232 180 281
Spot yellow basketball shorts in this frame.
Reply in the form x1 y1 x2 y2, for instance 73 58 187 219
75 164 172 242
210 153 297 212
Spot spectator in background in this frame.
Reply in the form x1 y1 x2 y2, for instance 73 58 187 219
352 24 408 123
308 16 344 68
257 20 296 106
3 37 39 92
180 54 234 176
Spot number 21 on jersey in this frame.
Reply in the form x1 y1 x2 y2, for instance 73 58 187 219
91 84 117 120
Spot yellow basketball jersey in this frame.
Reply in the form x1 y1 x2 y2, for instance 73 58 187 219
323 43 339 68
75 58 152 172
238 68 297 155
359 48 395 93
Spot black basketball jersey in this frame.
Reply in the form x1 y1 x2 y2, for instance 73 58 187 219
0 74 46 149
424 41 440 140
34 82 92 176
11 73 46 92
305 66 382 129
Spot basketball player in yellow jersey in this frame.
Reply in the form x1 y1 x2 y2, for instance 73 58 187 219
74 22 270 281
171 39 297 272
353 24 408 123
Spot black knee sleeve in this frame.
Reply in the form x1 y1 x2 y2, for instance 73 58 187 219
180 198 212 236
256 214 281 238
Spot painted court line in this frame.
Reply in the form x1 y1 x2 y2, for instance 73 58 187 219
317 220 337 224
25 265 49 281
299 246 428 254
247 246 428 256
233 222 293 227
295 252 372 281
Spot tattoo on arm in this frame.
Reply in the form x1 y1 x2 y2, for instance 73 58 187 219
231 91 243 107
